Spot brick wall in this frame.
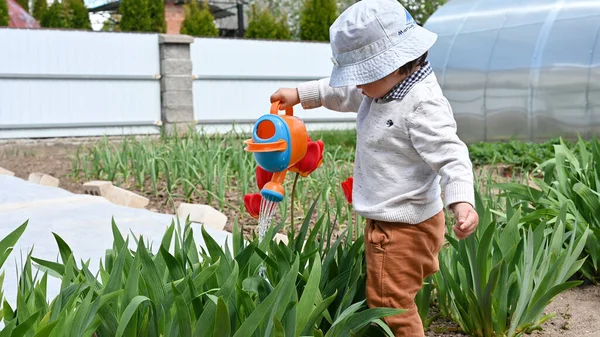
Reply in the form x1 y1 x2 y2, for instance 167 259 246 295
165 1 185 35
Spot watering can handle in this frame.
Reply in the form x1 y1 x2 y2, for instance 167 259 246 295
270 101 294 116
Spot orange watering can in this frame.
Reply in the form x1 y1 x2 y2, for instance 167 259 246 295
244 101 309 202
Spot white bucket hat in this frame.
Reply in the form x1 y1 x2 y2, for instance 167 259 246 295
328 0 438 87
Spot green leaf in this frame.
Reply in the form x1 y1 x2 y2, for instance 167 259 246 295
192 258 220 290
194 262 239 336
328 306 405 337
300 290 338 336
138 239 166 304
294 194 321 252
523 281 582 324
161 222 176 251
160 245 185 281
52 232 74 264
172 282 193 336
0 319 16 337
0 221 28 268
111 217 127 252
115 296 152 337
31 257 65 277
573 182 600 215
12 310 41 337
213 297 231 337
296 253 322 335
201 225 227 264
233 257 299 337
103 242 130 295
32 320 60 337
120 246 141 317
272 314 285 337
234 240 257 276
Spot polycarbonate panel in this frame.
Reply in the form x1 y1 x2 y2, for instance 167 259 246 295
486 0 549 141
441 0 508 143
425 0 485 85
425 0 600 142
533 3 600 141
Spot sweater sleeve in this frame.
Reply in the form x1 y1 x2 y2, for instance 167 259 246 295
297 78 363 113
408 97 475 209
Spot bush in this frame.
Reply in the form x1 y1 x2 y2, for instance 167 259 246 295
0 0 9 26
119 0 152 32
64 0 91 29
148 0 165 33
245 2 291 40
41 1 68 28
39 0 91 29
299 0 337 41
32 0 47 21
180 0 218 37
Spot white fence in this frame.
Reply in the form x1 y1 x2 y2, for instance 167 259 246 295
0 28 355 139
0 29 162 139
190 38 356 133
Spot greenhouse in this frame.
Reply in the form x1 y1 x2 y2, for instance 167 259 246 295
424 0 600 143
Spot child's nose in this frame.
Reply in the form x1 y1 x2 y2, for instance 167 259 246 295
356 85 362 89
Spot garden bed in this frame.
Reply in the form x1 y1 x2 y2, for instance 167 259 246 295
1 133 599 337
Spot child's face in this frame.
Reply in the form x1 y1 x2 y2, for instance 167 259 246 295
356 67 415 99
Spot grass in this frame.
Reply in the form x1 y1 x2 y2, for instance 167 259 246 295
468 137 595 171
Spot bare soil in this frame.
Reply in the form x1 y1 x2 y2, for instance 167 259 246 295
529 284 600 337
1 138 599 337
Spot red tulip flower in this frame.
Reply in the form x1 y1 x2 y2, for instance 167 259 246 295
244 193 262 219
341 176 353 204
256 165 273 190
290 138 325 177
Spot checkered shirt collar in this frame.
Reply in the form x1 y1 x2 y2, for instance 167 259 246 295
381 61 433 101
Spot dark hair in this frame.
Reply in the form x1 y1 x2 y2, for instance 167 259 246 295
398 51 428 75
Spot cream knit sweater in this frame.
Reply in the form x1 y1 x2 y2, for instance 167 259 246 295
297 73 475 224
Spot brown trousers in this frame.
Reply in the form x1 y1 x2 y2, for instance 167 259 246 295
364 211 446 337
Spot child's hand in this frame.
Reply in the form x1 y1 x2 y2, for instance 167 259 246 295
450 202 479 239
270 88 300 109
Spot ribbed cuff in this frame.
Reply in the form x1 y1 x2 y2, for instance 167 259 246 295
444 181 475 209
298 80 321 109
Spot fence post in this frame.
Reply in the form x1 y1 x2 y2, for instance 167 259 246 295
159 34 195 134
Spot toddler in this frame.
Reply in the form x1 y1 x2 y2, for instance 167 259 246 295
271 0 479 335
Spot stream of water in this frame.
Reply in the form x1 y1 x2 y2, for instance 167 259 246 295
257 197 279 278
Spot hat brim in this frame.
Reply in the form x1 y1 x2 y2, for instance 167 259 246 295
328 26 438 88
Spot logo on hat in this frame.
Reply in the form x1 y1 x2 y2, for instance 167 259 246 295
398 9 416 36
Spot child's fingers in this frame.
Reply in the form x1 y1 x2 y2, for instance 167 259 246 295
270 89 299 108
270 90 284 103
452 225 469 239
459 211 478 232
